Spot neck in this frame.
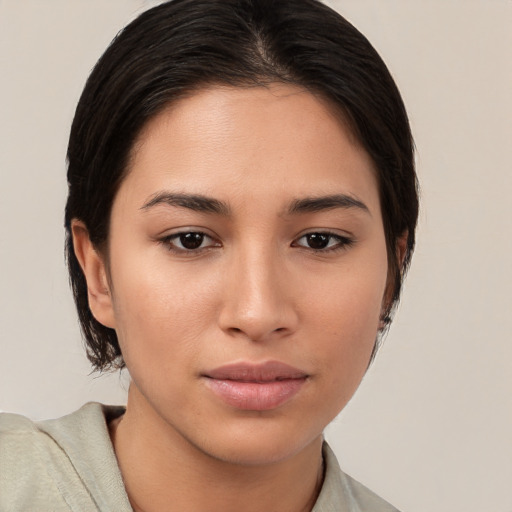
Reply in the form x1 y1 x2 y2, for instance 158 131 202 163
110 385 325 512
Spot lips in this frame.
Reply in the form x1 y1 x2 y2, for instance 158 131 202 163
202 361 308 411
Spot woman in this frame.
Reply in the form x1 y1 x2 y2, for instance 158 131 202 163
0 0 418 510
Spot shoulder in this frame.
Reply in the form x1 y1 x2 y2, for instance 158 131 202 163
0 409 39 441
313 442 400 512
0 409 62 479
0 403 130 511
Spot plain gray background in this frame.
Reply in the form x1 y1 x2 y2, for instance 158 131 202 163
1 1 511 511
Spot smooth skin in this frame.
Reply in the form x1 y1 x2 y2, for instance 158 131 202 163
73 84 392 512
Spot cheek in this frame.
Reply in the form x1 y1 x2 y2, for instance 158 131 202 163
108 254 221 369
305 253 386 334
302 259 387 387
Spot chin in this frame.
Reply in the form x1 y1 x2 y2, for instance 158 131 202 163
189 416 324 467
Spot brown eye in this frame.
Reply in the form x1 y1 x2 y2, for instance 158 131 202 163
179 232 205 250
293 232 354 252
162 231 219 253
305 233 330 249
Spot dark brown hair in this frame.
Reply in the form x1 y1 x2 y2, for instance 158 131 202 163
65 0 419 370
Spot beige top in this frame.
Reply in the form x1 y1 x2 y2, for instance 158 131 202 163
0 403 399 511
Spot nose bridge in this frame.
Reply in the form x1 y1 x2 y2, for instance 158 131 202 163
219 238 296 341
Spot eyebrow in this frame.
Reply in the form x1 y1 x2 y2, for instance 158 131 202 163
141 192 230 215
140 191 369 217
288 194 370 215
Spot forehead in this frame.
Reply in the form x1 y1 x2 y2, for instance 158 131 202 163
121 84 379 214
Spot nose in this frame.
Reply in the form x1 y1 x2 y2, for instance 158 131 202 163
217 245 299 342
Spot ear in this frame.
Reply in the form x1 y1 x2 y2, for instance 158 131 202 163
380 231 409 329
71 220 116 329
396 230 408 269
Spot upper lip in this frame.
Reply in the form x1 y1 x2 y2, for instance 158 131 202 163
203 361 309 382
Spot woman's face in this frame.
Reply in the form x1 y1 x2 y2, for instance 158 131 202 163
98 84 388 464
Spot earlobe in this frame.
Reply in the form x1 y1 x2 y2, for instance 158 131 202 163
380 230 409 329
396 230 408 269
71 220 116 329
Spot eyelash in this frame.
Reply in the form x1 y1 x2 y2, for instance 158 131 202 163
292 231 354 253
159 230 354 254
159 231 219 254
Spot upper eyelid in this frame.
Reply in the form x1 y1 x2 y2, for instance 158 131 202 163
158 228 353 240
162 231 217 243
165 230 211 239
158 232 220 255
292 231 355 250
294 228 354 239
157 227 355 243
294 232 352 243
158 226 218 239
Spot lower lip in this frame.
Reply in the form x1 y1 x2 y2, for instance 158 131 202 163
204 378 306 411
